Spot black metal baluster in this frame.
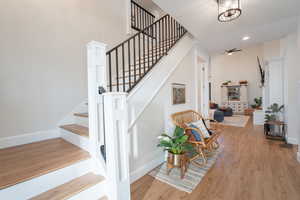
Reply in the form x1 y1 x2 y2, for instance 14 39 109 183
115 49 119 92
161 19 164 55
167 15 171 50
108 53 112 92
135 5 138 29
151 26 154 67
171 17 174 46
143 31 146 74
128 40 131 90
155 22 158 62
147 32 150 70
138 33 141 77
163 17 166 55
167 16 169 50
168 16 171 50
122 44 125 92
176 22 179 40
140 9 142 30
130 3 134 27
133 37 137 83
159 20 161 59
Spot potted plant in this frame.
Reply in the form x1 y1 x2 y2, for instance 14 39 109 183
157 126 193 166
222 80 231 86
251 97 262 109
264 103 284 139
265 103 284 122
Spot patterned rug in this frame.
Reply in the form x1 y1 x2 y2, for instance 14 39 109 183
149 149 221 193
220 115 250 127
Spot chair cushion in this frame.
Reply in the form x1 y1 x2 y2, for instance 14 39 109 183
188 120 211 141
193 120 211 138
189 124 202 141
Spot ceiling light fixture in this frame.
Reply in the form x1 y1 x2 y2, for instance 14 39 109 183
242 36 250 41
218 0 242 22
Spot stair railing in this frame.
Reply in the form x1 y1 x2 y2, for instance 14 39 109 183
106 14 187 93
131 0 155 33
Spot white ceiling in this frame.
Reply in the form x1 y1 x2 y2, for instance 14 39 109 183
153 0 300 54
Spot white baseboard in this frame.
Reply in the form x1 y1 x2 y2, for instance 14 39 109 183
287 137 298 145
0 129 60 149
130 155 165 184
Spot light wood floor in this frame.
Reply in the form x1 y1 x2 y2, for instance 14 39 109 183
131 119 300 200
0 138 90 189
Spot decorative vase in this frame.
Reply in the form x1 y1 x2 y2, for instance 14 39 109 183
167 152 183 167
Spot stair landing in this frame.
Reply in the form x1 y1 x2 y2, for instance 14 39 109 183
0 138 90 189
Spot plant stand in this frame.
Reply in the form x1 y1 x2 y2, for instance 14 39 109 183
264 120 285 141
166 153 189 179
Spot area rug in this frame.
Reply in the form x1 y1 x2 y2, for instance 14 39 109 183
220 115 250 127
148 149 221 193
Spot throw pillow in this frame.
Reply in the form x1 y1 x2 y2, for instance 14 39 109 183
188 124 202 141
192 120 211 138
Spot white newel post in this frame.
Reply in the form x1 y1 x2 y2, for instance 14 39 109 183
87 41 107 174
103 93 131 200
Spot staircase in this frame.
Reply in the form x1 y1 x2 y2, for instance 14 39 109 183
106 13 187 92
0 1 188 200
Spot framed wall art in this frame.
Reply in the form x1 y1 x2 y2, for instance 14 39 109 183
172 83 186 105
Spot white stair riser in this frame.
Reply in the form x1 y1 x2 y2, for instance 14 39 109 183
0 159 92 200
61 129 90 151
74 116 89 127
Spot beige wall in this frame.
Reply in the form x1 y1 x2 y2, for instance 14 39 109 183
0 0 128 138
210 45 264 105
129 47 209 180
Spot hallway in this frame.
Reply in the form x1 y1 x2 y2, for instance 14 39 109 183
131 120 300 200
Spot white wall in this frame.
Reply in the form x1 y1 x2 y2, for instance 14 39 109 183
298 17 300 156
129 47 209 181
210 45 264 105
280 27 300 144
0 0 128 138
263 40 281 60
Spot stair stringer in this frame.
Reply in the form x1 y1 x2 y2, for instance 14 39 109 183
127 34 195 131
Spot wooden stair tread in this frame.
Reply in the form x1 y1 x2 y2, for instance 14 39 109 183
60 124 89 138
0 138 90 190
74 112 88 118
31 172 104 200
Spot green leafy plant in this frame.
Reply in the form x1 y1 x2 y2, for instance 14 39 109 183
222 80 232 85
251 97 262 109
157 126 194 154
265 103 284 122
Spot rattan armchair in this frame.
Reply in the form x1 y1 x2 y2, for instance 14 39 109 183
171 110 222 166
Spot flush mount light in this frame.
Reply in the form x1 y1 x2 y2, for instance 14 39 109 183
218 0 242 22
242 36 250 41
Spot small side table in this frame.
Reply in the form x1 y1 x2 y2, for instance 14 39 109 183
244 108 254 116
264 120 286 141
166 153 189 179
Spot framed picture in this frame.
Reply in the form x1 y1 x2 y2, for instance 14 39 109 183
172 83 186 105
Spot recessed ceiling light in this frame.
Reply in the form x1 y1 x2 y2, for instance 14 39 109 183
242 36 250 41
